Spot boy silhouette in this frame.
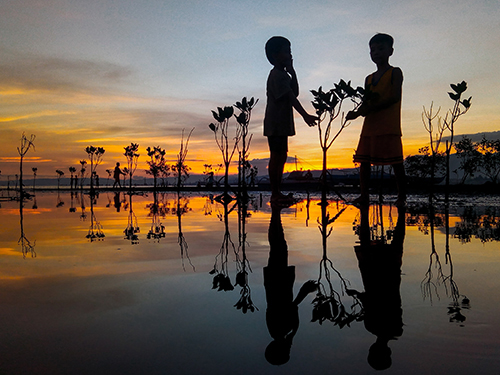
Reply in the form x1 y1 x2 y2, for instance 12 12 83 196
264 36 317 204
347 33 406 207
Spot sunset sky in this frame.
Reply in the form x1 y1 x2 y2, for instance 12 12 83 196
1 0 499 178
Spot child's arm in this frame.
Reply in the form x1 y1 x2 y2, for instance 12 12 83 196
346 75 371 120
284 62 318 127
346 68 403 120
289 93 318 126
285 59 299 97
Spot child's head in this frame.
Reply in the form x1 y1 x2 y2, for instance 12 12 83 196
369 33 394 65
265 36 291 66
369 33 394 49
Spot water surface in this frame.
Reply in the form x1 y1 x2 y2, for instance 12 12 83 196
1 191 499 374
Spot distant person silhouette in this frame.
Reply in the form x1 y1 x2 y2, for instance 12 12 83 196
264 202 317 365
264 36 318 205
354 203 406 370
346 33 406 208
113 162 124 188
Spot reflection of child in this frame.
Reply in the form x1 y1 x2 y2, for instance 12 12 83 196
264 204 317 365
347 33 406 207
264 36 317 204
355 204 405 370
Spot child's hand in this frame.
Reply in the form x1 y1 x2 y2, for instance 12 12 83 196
303 113 318 127
299 280 318 295
346 110 358 121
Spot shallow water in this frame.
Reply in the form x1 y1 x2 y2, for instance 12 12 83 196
1 190 499 374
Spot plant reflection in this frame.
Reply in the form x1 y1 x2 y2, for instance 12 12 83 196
19 194 36 258
407 197 471 325
233 194 257 313
86 192 105 242
353 201 405 371
210 200 238 291
209 196 258 313
264 202 316 365
124 192 140 244
312 195 362 327
454 206 500 243
146 191 167 241
174 191 194 271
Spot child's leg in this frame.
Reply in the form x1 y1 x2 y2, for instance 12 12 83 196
359 162 371 202
392 162 406 202
269 150 287 197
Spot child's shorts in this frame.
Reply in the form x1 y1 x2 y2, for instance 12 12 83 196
353 135 403 165
267 136 288 154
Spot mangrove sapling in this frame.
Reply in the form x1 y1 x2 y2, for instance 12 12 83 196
146 146 169 191
124 143 140 191
85 146 105 191
311 80 364 187
209 105 240 202
172 128 195 190
234 97 258 197
17 133 36 200
423 81 471 200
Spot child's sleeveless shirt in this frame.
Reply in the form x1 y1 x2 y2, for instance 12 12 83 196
361 67 402 137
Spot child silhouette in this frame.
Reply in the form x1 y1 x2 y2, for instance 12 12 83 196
347 33 406 207
264 36 317 205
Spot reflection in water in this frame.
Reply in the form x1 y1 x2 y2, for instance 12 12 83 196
124 192 140 244
264 203 317 365
146 191 167 241
233 195 255 312
210 201 237 292
86 192 105 242
312 196 362 327
56 190 64 208
174 191 194 271
19 195 36 258
209 196 258 312
407 197 471 325
454 206 500 243
354 202 405 371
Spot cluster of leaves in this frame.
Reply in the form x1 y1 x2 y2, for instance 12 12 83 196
311 289 363 328
234 97 258 127
146 225 166 240
124 224 140 244
448 81 472 108
311 80 364 118
86 224 105 242
85 146 105 158
210 270 234 291
233 270 258 313
448 296 470 324
146 146 169 181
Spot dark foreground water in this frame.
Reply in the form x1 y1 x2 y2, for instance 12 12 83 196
1 190 499 374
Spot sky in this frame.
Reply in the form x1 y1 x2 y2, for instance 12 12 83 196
1 0 499 178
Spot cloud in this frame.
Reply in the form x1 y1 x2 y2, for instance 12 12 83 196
0 47 134 96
